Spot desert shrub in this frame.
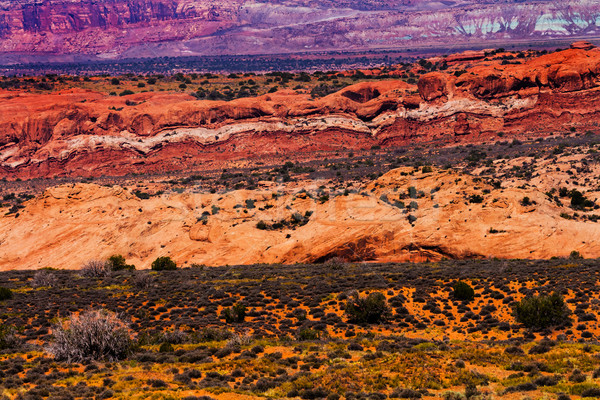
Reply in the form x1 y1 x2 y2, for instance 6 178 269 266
581 387 600 398
193 327 232 343
513 292 570 330
159 342 174 353
345 291 390 323
408 186 417 198
49 309 133 362
520 196 532 206
31 271 57 288
151 256 177 271
163 329 188 344
390 388 422 398
569 250 583 260
570 189 595 209
0 287 13 301
453 281 475 301
256 220 268 230
504 346 524 355
323 256 346 270
226 331 252 348
442 392 465 400
569 369 586 383
469 194 484 204
0 324 18 349
504 382 537 393
80 260 111 278
222 303 246 323
297 328 320 341
464 384 479 399
148 378 167 388
528 340 553 354
534 374 561 386
107 254 135 271
133 272 153 289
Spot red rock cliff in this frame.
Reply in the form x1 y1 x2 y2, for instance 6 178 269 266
2 47 600 179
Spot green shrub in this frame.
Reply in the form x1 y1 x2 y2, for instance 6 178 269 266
222 303 247 323
520 196 532 206
297 328 320 341
570 189 594 209
256 220 268 230
108 254 135 271
569 250 583 260
513 292 570 330
159 342 174 353
408 186 418 199
345 291 389 324
0 287 13 301
133 190 150 199
151 256 177 271
453 281 475 301
469 194 484 204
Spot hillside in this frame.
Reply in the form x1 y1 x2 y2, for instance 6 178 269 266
2 44 600 179
0 0 598 61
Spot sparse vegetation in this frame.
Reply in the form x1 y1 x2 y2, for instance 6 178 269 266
0 260 598 398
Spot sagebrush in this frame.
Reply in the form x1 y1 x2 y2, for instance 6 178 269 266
49 309 133 362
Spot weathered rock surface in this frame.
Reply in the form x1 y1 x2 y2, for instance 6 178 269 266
2 167 599 270
2 47 600 179
0 0 599 60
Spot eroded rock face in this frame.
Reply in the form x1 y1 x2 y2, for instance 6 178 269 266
2 46 600 179
0 0 599 60
571 41 596 51
418 72 451 102
3 167 600 270
454 49 600 99
454 113 470 136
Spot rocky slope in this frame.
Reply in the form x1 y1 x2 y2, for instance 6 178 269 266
2 45 600 179
1 166 599 270
0 0 599 60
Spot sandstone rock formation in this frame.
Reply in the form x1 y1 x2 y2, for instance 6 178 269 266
2 167 599 271
0 0 599 60
2 46 600 179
